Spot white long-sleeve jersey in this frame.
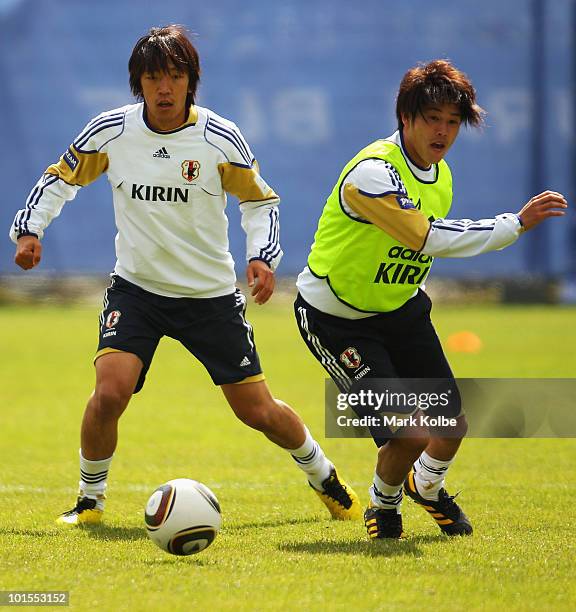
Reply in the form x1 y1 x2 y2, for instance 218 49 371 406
10 103 282 298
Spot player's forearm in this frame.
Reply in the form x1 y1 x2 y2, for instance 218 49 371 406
343 184 522 258
240 202 283 271
421 213 522 257
10 173 80 243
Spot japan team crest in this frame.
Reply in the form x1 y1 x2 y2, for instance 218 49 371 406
340 347 362 369
181 160 200 182
105 310 121 329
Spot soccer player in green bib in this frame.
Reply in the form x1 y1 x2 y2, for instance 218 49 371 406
294 60 568 538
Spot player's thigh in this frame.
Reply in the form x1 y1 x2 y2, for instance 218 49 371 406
171 290 263 386
294 293 398 392
385 291 453 378
390 320 454 378
386 307 462 419
96 276 163 393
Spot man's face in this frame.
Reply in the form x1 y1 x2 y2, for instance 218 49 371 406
140 62 190 131
401 103 461 168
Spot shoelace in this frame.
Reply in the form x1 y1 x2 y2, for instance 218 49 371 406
323 476 352 509
63 497 97 515
436 489 462 518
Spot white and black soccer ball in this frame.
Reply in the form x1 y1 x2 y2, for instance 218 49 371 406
144 478 221 555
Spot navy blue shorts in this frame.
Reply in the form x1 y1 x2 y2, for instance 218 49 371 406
96 275 262 393
294 290 461 445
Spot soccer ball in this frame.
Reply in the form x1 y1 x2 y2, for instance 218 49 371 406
144 478 221 555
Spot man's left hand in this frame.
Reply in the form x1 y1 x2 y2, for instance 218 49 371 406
246 259 275 305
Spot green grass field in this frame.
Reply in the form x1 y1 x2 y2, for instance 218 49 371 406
1 295 575 611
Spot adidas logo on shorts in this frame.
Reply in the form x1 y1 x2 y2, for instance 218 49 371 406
239 356 251 367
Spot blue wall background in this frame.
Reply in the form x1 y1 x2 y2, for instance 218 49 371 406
1 0 573 278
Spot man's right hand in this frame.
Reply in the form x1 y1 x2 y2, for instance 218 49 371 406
517 191 568 231
15 235 42 270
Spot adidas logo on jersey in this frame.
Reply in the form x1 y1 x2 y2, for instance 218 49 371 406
239 356 251 367
153 147 170 159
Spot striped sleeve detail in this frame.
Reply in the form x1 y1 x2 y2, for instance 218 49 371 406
431 219 495 232
219 161 279 205
241 203 283 270
422 213 522 257
9 111 125 243
12 173 61 238
205 117 254 166
378 160 407 195
45 144 109 187
343 184 430 251
257 207 281 264
346 158 408 200
74 111 126 152
12 144 109 240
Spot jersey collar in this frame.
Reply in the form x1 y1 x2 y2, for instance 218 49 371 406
142 104 198 135
388 130 437 183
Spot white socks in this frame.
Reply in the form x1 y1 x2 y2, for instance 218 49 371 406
413 450 453 500
79 450 113 510
369 472 403 513
289 428 333 490
368 451 455 511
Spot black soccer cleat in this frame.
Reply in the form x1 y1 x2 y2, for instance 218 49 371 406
403 469 472 536
364 506 404 539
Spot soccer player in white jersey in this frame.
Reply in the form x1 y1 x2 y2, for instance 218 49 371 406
10 25 362 526
294 60 568 538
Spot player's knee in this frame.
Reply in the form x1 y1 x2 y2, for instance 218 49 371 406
234 400 276 432
453 415 468 439
235 408 271 432
409 435 430 456
90 384 132 420
435 414 467 439
391 429 430 457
